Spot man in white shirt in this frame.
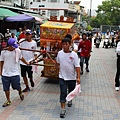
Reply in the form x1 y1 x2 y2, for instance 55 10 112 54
0 38 29 107
20 29 37 92
56 37 80 118
115 41 120 91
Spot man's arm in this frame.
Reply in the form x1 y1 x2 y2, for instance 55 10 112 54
75 67 80 84
0 61 4 75
116 35 120 41
20 57 29 65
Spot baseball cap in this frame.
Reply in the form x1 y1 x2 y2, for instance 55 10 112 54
25 29 32 34
8 38 18 48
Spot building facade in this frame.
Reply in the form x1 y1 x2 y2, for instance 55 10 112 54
0 0 14 6
30 0 68 19
0 0 84 26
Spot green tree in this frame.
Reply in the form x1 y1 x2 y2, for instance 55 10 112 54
86 25 92 31
96 0 120 25
90 17 100 28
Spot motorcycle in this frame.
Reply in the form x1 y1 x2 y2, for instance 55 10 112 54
110 36 115 47
94 37 101 48
95 37 101 48
103 38 111 48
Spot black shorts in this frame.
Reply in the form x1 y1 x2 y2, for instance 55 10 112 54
20 64 33 78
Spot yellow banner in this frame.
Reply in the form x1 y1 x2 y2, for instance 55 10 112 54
41 21 74 29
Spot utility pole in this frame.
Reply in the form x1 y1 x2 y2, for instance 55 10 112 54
21 0 25 8
89 0 92 25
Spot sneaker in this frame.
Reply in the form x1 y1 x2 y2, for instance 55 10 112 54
2 100 11 107
86 68 89 72
22 87 30 92
68 100 72 107
60 109 66 118
80 71 83 75
30 80 35 87
115 87 119 91
19 92 24 100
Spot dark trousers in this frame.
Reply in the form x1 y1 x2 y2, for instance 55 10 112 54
80 56 90 71
59 78 76 103
115 56 120 87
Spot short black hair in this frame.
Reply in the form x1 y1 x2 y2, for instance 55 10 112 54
82 33 87 38
62 37 71 44
64 34 72 40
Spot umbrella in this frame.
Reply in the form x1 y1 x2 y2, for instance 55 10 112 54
5 14 35 22
0 8 18 20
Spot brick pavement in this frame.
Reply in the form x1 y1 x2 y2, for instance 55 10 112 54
0 43 120 120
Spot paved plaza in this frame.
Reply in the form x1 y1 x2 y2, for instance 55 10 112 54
0 43 120 120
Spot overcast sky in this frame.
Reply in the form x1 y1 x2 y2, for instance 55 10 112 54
81 0 103 10
69 0 103 10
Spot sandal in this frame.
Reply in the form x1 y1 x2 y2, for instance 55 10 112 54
2 100 11 107
19 92 24 100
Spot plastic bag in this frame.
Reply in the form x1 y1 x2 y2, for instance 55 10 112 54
66 84 81 102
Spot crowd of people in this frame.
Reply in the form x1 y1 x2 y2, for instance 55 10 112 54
0 27 40 54
0 28 120 118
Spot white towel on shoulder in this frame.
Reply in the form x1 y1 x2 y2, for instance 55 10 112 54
15 48 21 63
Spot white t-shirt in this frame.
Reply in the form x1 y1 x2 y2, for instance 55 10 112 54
73 43 78 51
57 50 80 81
116 42 120 55
74 39 82 52
20 40 37 65
0 49 22 76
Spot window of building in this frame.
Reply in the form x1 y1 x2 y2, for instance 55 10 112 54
48 0 60 2
42 10 46 15
37 0 41 2
1 0 12 1
42 0 46 1
48 10 59 17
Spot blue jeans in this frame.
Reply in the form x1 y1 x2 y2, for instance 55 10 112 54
59 78 76 103
2 75 21 91
80 56 90 71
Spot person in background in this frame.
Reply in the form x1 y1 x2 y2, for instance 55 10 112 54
1 39 7 50
78 33 91 75
87 31 93 52
11 33 18 43
0 33 4 54
19 29 37 92
0 38 29 107
19 29 25 41
115 37 120 91
116 30 120 47
16 28 22 39
36 28 40 37
56 37 80 118
0 33 4 41
5 29 11 39
5 29 11 45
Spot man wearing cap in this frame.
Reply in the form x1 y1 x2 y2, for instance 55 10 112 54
0 38 29 107
19 29 37 92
